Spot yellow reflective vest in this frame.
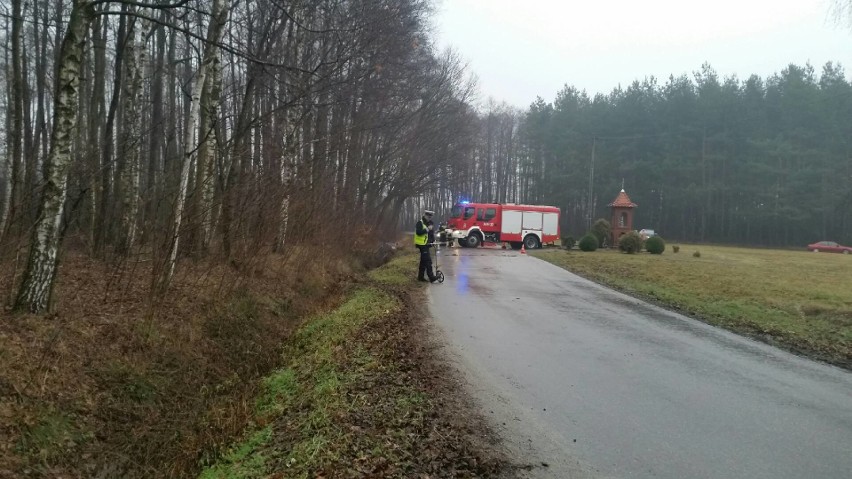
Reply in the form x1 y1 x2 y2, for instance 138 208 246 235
414 220 428 246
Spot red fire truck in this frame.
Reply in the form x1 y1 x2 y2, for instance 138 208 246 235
444 202 560 249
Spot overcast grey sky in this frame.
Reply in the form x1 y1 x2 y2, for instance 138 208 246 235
433 0 852 108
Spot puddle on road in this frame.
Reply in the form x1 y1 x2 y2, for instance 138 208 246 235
447 257 495 298
455 269 469 294
452 271 492 297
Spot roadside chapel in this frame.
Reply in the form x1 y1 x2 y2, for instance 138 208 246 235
608 188 637 247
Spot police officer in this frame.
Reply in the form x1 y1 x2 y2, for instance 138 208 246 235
415 210 437 282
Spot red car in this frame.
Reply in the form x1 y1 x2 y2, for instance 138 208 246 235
807 241 852 254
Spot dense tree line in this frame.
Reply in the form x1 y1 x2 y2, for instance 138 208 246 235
0 0 476 312
1 0 848 313
419 62 852 247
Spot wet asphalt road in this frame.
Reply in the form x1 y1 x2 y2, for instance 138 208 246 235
427 247 852 479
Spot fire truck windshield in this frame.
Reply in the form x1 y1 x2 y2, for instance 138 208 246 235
450 205 462 218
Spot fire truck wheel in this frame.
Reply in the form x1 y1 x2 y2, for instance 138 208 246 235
465 233 482 248
523 234 540 250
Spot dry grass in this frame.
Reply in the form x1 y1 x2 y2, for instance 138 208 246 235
0 244 362 478
200 251 506 478
536 244 852 368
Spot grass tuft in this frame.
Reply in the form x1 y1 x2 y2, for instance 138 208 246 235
94 361 160 403
255 369 297 417
199 426 273 479
17 411 89 464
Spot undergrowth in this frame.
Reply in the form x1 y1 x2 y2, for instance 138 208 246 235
200 251 504 477
199 286 402 477
0 247 355 478
1 246 503 478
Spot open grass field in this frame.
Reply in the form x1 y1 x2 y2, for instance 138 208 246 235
535 244 852 369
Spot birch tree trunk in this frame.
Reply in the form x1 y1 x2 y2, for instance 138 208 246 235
273 80 294 253
15 0 92 313
159 0 226 290
1 0 24 239
145 16 166 232
117 15 148 254
192 3 227 255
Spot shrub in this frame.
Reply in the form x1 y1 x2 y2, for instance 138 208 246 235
618 231 643 254
645 236 665 254
578 234 598 252
672 245 680 253
693 250 701 258
591 219 611 247
561 236 575 250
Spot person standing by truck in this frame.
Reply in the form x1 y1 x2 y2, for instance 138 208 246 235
415 210 437 282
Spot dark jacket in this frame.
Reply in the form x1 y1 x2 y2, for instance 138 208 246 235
415 217 434 246
415 218 429 237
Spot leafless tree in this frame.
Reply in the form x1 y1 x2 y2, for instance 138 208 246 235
0 0 486 313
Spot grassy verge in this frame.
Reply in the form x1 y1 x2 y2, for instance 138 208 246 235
0 248 355 478
366 250 419 286
200 252 504 478
535 245 852 368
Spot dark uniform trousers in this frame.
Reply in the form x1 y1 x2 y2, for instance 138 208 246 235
417 245 435 281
